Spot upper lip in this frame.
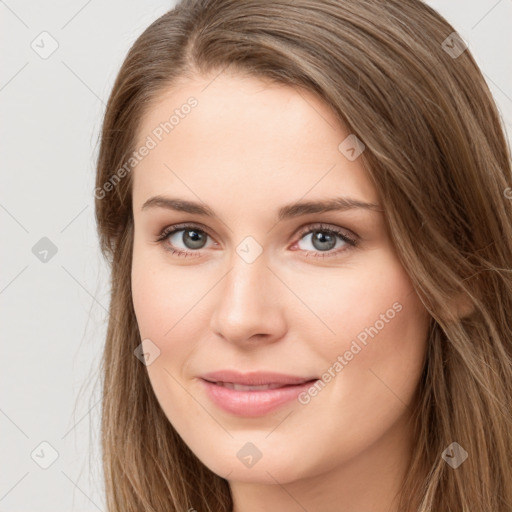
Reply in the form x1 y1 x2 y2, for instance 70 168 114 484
200 370 317 386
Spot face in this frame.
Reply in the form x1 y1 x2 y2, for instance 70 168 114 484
130 71 430 486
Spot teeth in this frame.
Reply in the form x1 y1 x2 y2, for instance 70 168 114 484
218 382 286 391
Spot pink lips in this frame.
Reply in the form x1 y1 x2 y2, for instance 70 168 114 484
199 370 318 417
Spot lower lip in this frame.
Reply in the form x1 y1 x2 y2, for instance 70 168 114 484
199 378 318 417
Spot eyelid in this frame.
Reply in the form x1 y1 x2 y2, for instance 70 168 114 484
156 222 217 247
157 221 215 241
294 222 358 245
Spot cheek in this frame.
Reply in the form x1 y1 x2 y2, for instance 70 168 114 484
303 250 429 403
131 255 205 421
350 258 429 372
288 260 429 470
131 248 216 389
323 259 429 418
290 249 428 356
131 245 207 339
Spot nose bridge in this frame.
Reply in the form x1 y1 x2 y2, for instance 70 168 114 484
209 248 285 344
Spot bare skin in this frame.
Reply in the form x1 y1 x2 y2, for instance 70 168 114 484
130 71 430 512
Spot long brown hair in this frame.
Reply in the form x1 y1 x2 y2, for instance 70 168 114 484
94 1 512 510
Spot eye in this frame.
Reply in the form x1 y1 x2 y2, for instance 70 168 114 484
293 223 357 258
156 223 214 258
155 222 357 258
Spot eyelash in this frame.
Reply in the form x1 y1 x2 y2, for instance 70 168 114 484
155 222 358 259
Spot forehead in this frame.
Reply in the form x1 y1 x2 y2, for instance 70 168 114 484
135 72 340 151
132 72 379 212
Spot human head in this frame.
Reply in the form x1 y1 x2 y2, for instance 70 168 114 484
95 1 512 511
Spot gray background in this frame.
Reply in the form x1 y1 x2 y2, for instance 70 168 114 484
1 1 511 510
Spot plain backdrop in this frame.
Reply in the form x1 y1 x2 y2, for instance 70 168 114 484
1 1 511 510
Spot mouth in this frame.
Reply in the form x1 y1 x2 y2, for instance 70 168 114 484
200 369 317 387
199 374 319 417
203 380 314 391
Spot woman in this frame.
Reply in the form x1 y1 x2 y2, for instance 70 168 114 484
94 0 512 510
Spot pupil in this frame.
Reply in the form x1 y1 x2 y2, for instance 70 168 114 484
313 231 336 251
184 230 206 249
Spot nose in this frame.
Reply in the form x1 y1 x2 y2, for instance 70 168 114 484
209 253 287 347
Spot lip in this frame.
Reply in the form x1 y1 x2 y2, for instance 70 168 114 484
199 370 318 417
200 370 316 386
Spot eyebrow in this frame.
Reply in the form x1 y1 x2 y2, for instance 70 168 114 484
141 195 383 221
